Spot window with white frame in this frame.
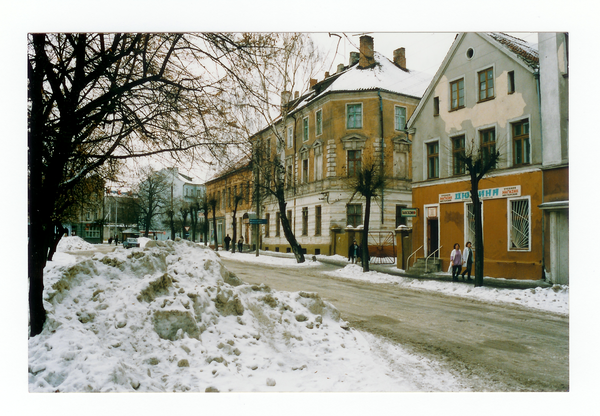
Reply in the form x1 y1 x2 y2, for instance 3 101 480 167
287 126 293 148
394 106 407 131
478 67 495 102
509 198 530 250
303 117 309 142
450 78 465 110
314 142 323 180
315 109 323 136
346 103 362 129
427 141 439 179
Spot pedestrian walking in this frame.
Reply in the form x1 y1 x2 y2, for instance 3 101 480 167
460 241 473 281
114 237 119 246
237 239 243 253
348 240 361 264
450 243 462 281
224 234 231 251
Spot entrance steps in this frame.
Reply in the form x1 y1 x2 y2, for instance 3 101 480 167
408 257 442 275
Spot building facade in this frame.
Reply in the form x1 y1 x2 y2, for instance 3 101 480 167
256 36 430 256
204 159 254 249
407 32 561 281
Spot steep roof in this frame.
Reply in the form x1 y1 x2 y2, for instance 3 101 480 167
485 32 539 69
271 51 433 128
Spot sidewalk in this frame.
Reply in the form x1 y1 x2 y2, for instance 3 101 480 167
243 249 553 290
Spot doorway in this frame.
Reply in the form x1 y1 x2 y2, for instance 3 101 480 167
427 218 439 256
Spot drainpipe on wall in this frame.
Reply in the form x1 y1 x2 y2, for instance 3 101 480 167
378 90 384 225
534 68 546 281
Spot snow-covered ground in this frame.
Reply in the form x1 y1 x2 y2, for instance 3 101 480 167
29 240 473 392
220 250 569 315
57 236 95 252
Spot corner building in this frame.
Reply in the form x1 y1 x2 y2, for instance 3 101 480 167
257 36 432 256
408 33 547 280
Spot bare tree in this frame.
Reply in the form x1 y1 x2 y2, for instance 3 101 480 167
347 159 387 272
224 34 322 263
458 140 501 287
135 168 169 237
199 195 210 246
27 33 291 336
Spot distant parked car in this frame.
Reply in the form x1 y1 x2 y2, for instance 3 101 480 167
123 238 140 249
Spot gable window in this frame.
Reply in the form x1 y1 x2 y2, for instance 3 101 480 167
303 117 309 142
315 109 323 136
452 135 466 175
478 67 495 101
509 198 530 251
450 78 465 110
427 141 439 179
347 149 362 177
433 96 440 116
287 126 293 148
347 204 363 228
480 128 497 167
315 205 322 236
347 103 362 129
512 120 530 166
508 71 515 94
302 207 308 236
394 106 407 131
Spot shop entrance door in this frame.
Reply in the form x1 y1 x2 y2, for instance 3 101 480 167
427 218 439 256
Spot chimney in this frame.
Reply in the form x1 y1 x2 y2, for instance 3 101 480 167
294 91 299 99
337 63 345 73
281 91 291 108
358 35 375 68
393 47 406 69
349 51 359 66
324 71 330 78
310 78 317 88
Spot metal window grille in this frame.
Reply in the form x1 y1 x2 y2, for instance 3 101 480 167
510 199 530 249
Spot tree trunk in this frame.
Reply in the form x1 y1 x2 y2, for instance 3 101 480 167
212 210 218 251
277 196 304 263
362 194 371 272
232 205 238 253
203 212 209 246
471 177 485 287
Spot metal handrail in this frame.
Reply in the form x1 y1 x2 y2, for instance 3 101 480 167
407 245 423 269
425 245 443 274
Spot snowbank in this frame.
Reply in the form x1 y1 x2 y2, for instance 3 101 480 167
29 240 467 392
57 236 95 252
327 264 569 315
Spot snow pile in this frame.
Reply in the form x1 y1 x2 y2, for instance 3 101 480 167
29 240 466 392
327 265 568 315
57 236 95 252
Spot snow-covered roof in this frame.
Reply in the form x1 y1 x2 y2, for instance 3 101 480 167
315 52 432 99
